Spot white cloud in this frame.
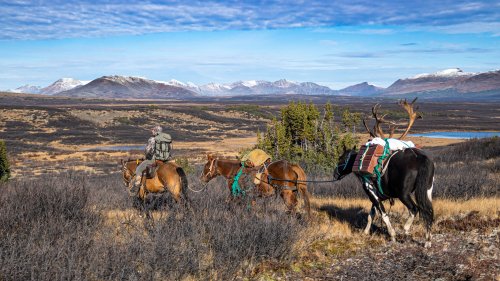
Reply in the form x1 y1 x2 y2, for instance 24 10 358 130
0 0 498 40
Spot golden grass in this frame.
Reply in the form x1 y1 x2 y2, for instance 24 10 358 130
265 196 500 278
311 197 500 220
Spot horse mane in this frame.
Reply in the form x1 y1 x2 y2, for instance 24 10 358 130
210 155 240 161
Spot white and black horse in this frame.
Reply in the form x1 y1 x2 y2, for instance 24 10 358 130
334 146 435 247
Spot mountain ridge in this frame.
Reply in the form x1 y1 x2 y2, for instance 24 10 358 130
6 68 499 100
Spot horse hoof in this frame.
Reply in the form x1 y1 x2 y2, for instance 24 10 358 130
424 241 432 248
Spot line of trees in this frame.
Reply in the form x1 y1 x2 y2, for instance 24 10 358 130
256 101 361 171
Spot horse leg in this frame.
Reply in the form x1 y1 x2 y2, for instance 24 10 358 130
298 184 311 219
400 194 418 235
364 204 377 235
138 187 152 219
280 189 298 215
378 203 396 241
363 181 396 241
226 180 234 202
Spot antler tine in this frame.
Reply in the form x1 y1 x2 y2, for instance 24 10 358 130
398 97 421 139
388 125 397 138
362 118 376 138
372 103 389 138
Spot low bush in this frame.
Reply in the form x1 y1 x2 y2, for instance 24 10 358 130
0 171 304 280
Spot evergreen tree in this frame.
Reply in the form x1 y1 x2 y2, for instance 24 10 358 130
0 140 10 182
256 101 359 171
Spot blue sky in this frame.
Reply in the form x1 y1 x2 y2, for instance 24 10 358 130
0 0 499 89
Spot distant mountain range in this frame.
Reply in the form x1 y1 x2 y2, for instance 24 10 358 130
6 68 500 100
58 76 198 99
9 78 89 95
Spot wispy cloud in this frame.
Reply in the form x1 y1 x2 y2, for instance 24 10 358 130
328 45 494 59
0 0 498 40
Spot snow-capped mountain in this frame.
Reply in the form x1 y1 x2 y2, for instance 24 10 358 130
384 68 500 96
411 68 475 79
5 68 498 100
198 82 231 95
55 75 198 99
40 78 89 95
172 79 335 96
9 84 42 94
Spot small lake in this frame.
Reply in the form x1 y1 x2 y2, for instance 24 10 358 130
82 145 144 151
410 131 500 139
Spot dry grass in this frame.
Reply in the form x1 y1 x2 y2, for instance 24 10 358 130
312 197 500 220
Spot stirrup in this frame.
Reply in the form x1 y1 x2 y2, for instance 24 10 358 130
129 178 142 196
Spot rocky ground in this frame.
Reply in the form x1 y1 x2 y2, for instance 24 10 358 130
255 211 499 281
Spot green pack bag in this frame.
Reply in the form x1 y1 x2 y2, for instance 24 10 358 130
154 132 172 161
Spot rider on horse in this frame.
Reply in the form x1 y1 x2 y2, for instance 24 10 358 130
130 125 172 193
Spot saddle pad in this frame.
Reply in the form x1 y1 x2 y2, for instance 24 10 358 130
352 144 385 175
242 149 271 167
366 137 415 151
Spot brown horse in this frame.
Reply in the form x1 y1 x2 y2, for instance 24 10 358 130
200 154 311 217
121 159 189 205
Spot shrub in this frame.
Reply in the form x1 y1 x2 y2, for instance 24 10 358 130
256 101 359 172
0 172 304 280
0 140 10 181
175 157 195 174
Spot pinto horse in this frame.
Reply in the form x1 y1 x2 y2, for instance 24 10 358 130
334 147 434 247
200 154 311 217
121 159 189 206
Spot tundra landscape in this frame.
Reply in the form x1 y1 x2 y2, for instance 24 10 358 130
0 91 499 280
2 1 500 280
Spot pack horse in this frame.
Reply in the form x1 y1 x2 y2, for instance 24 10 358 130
334 98 435 247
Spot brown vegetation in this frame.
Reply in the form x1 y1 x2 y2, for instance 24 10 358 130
0 94 499 280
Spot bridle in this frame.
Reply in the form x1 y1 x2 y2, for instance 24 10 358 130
334 150 354 179
203 158 218 179
121 159 142 186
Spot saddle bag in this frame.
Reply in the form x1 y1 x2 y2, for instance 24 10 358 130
352 144 385 176
145 162 159 179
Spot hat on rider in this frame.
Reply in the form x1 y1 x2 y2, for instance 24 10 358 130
152 125 162 135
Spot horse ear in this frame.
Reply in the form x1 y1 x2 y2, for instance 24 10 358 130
343 143 347 152
352 145 357 151
207 153 213 160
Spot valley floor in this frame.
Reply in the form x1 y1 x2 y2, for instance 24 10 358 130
250 198 500 280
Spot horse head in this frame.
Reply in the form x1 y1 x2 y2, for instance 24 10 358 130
200 154 219 183
121 159 140 189
333 145 357 180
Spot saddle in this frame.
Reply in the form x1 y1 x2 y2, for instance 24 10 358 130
252 159 272 185
353 144 387 177
144 160 166 179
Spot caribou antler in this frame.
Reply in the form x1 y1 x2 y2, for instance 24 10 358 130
371 104 400 138
397 97 422 139
363 98 421 139
362 118 376 138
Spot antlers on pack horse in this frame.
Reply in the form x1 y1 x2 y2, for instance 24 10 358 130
336 98 435 247
363 97 422 139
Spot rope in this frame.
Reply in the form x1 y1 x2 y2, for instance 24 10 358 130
231 165 246 197
359 143 370 171
373 138 391 196
188 183 208 193
254 175 339 184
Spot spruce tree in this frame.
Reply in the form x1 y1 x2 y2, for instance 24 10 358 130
256 101 360 171
0 140 10 182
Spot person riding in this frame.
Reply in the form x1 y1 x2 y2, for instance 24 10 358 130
130 125 172 193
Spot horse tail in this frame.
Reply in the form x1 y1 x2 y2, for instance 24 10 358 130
414 154 434 231
176 166 190 206
292 165 311 218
